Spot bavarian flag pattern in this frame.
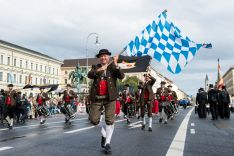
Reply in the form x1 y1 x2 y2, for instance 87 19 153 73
125 10 212 74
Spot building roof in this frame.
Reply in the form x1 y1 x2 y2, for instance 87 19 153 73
223 66 234 78
62 58 100 67
0 40 62 62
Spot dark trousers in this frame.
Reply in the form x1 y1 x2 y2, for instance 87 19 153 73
141 100 153 117
210 103 219 119
220 103 230 119
198 103 206 118
4 106 14 119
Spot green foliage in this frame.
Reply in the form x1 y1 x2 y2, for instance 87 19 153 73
117 76 140 92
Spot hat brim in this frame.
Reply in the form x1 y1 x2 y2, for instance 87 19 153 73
96 52 111 58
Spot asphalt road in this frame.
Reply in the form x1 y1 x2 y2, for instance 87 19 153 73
0 107 233 156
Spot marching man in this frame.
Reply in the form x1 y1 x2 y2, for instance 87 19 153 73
61 84 77 124
4 84 17 129
88 49 125 154
140 73 156 132
156 81 170 124
36 87 50 124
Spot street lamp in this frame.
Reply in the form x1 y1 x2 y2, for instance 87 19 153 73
85 33 100 93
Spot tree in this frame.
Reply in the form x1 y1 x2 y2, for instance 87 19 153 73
117 76 140 93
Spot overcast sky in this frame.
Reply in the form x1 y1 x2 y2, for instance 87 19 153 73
0 0 233 95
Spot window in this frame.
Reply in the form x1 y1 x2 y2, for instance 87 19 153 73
0 72 3 81
40 78 42 85
35 78 38 85
26 61 28 69
40 65 42 72
65 79 67 84
31 63 33 70
14 58 16 66
7 57 10 65
45 66 47 73
7 73 11 82
57 69 58 75
48 67 51 74
48 80 51 84
19 75 22 84
20 60 22 68
0 55 3 64
13 74 16 83
53 68 54 74
36 64 38 71
25 76 28 84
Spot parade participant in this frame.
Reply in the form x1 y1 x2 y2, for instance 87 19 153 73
122 84 132 124
208 85 218 120
15 91 22 123
88 49 124 154
135 81 143 119
168 85 178 114
4 84 17 129
115 98 121 117
0 89 5 124
140 73 156 132
20 94 30 124
61 84 76 124
219 86 231 119
156 81 170 124
152 94 159 115
36 87 50 124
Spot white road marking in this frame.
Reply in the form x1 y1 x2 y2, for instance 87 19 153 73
64 126 95 134
64 119 126 134
166 107 194 156
0 147 14 151
191 123 195 126
128 124 142 129
190 129 195 134
0 117 87 132
128 121 142 127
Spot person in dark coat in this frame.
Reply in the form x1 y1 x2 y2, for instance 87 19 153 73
4 84 17 129
135 81 143 119
208 84 219 120
219 86 231 119
140 73 156 132
88 49 125 154
197 87 208 118
61 84 77 124
36 87 50 124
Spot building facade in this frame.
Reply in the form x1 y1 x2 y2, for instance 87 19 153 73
223 66 234 96
0 40 63 90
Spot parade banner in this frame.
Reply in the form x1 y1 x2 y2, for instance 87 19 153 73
117 55 151 73
124 10 212 74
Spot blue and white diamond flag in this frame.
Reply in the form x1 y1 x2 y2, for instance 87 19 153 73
124 10 212 74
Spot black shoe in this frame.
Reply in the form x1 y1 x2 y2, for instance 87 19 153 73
141 124 145 130
137 116 140 120
164 121 168 124
9 126 13 130
104 144 112 154
148 127 152 132
159 118 162 123
65 118 69 123
101 136 106 148
127 119 130 125
40 120 46 124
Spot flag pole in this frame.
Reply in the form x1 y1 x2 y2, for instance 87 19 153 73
107 48 126 66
